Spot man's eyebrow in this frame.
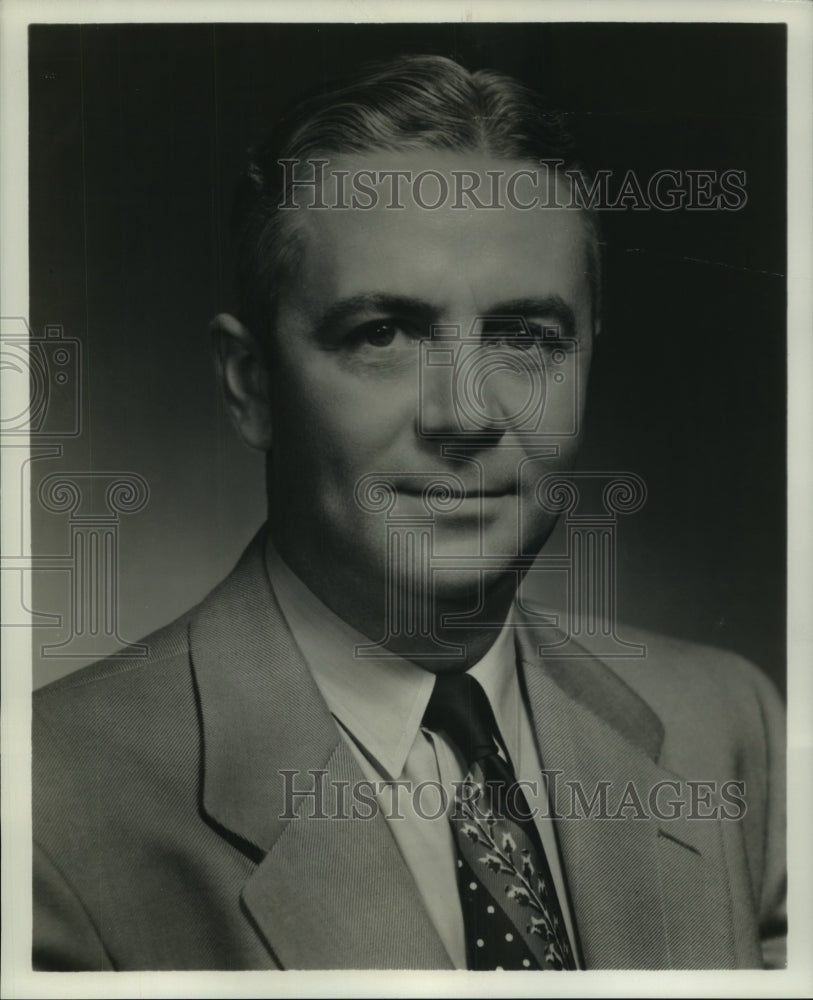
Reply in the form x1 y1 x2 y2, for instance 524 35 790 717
483 297 578 339
312 293 439 341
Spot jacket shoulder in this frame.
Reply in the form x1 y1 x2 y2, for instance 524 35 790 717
33 609 200 812
559 619 784 732
35 609 194 703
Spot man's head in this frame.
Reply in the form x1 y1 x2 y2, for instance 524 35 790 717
213 55 600 645
228 55 601 344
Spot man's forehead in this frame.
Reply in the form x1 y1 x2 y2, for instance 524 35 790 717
282 150 594 318
291 148 583 212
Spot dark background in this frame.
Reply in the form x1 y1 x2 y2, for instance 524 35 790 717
29 22 786 691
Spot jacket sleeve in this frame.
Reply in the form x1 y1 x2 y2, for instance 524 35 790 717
33 841 115 971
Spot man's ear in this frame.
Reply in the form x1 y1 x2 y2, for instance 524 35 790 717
210 312 273 451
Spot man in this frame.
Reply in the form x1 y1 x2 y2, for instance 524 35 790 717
33 55 785 971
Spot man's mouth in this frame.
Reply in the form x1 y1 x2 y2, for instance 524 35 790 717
397 485 515 499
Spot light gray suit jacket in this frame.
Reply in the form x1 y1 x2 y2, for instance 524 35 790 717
33 530 786 970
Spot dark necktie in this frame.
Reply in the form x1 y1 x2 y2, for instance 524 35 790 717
424 671 576 971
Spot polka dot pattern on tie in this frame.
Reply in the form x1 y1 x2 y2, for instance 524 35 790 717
456 852 544 971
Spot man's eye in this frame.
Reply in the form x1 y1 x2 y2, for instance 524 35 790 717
352 320 417 349
486 333 535 350
365 322 399 347
479 319 535 350
478 319 569 352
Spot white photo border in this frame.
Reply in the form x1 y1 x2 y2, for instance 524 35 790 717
2 1 811 997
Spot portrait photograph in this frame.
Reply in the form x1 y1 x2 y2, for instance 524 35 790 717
1 1 811 997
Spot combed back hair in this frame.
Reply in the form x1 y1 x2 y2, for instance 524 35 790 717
232 54 601 342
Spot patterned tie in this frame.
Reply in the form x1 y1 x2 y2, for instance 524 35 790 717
424 671 576 971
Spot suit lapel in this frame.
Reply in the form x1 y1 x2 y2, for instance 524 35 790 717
242 738 453 969
516 618 761 969
189 531 451 969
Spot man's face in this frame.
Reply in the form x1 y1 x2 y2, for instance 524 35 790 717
263 151 594 605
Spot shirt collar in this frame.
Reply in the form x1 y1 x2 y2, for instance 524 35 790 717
266 540 519 779
266 541 434 779
469 617 521 763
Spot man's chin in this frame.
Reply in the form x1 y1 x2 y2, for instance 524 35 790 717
343 515 555 614
390 557 528 612
432 563 524 602
428 519 551 564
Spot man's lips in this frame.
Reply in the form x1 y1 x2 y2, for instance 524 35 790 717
397 486 515 498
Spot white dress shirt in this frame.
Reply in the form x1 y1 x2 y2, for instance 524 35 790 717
266 543 581 969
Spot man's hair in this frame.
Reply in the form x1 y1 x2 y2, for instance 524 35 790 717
232 54 601 341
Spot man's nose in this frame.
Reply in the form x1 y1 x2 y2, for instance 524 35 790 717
417 341 506 441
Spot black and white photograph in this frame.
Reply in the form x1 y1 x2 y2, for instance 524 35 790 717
2 1 811 994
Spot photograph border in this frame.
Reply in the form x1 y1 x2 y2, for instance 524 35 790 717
2 1 811 997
